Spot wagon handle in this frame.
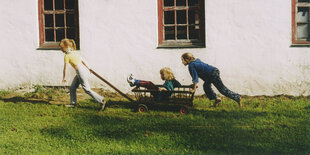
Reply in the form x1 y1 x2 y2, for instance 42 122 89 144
90 69 134 102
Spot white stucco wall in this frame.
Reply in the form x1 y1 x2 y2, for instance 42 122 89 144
0 0 309 96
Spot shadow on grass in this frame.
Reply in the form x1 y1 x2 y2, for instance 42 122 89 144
76 99 186 113
38 108 305 154
38 100 310 154
304 106 310 110
1 96 50 105
76 99 137 112
106 100 137 110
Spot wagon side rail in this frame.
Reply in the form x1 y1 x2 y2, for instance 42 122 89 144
169 85 195 105
131 85 195 105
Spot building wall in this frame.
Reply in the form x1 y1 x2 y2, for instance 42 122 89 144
0 0 309 96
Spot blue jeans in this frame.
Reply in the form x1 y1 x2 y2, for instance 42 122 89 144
203 68 240 102
70 66 104 105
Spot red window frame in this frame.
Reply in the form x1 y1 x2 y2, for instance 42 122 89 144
292 0 310 45
158 0 205 48
38 0 79 49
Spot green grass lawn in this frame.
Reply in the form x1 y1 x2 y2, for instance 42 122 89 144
0 87 309 154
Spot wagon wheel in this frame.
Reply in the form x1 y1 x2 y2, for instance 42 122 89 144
138 104 148 112
180 106 189 114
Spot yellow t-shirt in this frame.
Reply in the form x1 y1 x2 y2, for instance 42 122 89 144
64 51 81 67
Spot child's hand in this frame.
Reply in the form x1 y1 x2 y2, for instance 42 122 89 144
158 88 166 92
190 84 198 88
89 68 93 74
189 88 196 93
189 83 198 93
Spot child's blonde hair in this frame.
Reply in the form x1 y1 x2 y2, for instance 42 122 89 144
160 67 175 81
59 38 76 50
181 52 195 62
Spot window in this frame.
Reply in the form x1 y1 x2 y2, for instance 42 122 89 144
38 0 79 49
292 0 310 45
157 0 205 48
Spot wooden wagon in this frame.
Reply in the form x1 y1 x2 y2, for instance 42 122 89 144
131 85 195 114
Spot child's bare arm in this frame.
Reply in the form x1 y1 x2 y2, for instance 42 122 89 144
62 63 67 83
190 83 197 93
158 87 168 91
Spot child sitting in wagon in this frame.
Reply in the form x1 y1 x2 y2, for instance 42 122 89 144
127 67 181 101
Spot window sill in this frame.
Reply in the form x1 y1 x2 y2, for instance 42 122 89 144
37 42 61 50
290 44 310 48
37 47 61 50
157 41 205 49
37 42 80 50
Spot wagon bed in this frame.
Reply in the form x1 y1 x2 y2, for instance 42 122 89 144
131 85 195 114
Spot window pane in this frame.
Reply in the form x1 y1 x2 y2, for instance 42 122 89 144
189 10 195 24
56 29 65 41
177 26 187 39
164 11 175 24
55 0 64 10
45 29 54 41
66 13 75 27
44 0 53 10
176 0 186 6
66 0 75 9
298 0 310 2
189 25 199 39
177 10 186 24
164 0 174 7
297 7 309 23
67 28 75 39
297 23 309 39
189 0 199 6
45 14 54 27
165 26 175 40
55 14 64 27
189 10 199 25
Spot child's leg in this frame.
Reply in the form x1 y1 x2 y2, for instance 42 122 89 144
70 75 80 105
77 69 104 104
136 80 158 90
211 68 241 102
135 80 159 98
203 81 217 100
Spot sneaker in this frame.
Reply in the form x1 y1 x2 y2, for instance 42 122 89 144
100 100 107 111
65 104 76 108
127 74 135 87
213 98 221 107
